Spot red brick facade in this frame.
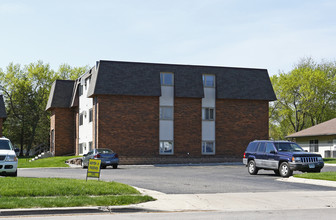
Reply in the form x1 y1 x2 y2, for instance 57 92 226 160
216 99 269 157
174 98 202 157
94 95 160 157
50 108 75 156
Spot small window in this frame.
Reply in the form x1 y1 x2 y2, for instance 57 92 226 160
160 141 174 154
202 108 215 120
309 140 319 152
246 142 258 152
203 74 215 87
202 141 215 154
79 85 83 96
160 72 174 86
89 108 93 122
79 113 83 126
160 107 173 120
89 142 93 151
79 143 83 154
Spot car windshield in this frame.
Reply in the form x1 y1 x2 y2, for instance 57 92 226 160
0 140 12 150
97 149 113 154
274 142 304 152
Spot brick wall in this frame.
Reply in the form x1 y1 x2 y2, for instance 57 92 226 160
50 108 75 156
174 98 202 157
216 99 269 158
96 95 159 157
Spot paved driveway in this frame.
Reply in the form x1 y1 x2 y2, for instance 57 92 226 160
18 164 336 194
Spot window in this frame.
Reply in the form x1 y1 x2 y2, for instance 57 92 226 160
89 108 93 122
88 142 93 151
79 113 83 126
79 143 84 154
160 72 174 86
79 85 83 96
203 74 215 87
160 107 173 120
202 141 215 154
202 108 215 120
257 142 266 153
265 143 275 153
160 141 174 154
309 140 319 152
85 76 91 90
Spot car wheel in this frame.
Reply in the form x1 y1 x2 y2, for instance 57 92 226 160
81 161 87 169
113 164 118 169
279 162 293 177
101 165 106 169
248 160 258 175
274 170 280 176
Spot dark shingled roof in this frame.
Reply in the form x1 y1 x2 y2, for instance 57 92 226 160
87 60 276 100
46 60 276 111
46 80 75 111
286 118 336 138
0 95 7 118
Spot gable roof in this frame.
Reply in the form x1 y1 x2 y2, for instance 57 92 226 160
286 118 336 138
0 95 7 118
87 60 276 100
45 80 75 111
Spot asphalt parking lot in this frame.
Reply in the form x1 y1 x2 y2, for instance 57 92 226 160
18 164 336 194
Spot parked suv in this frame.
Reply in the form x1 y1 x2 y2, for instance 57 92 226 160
243 140 324 177
0 137 18 177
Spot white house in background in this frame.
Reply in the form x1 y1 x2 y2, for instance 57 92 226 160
286 118 336 158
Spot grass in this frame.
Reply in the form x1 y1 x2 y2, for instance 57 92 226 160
18 156 79 168
294 172 336 181
323 158 336 164
0 177 154 209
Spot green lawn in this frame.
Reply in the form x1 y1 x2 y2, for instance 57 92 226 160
0 177 154 209
323 158 336 164
18 156 79 168
294 172 336 181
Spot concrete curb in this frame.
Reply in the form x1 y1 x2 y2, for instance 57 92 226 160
277 176 336 188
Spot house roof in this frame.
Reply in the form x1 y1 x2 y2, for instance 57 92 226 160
87 60 276 100
46 60 276 111
0 95 7 118
286 118 336 138
45 80 75 111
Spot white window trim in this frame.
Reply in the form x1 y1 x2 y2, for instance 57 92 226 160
159 141 174 155
202 107 215 121
202 141 215 155
160 72 174 86
203 74 215 88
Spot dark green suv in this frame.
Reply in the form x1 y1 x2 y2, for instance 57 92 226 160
243 140 324 177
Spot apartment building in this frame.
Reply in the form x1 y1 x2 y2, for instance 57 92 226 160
46 60 276 164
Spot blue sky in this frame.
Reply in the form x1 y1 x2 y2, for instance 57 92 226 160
0 0 335 75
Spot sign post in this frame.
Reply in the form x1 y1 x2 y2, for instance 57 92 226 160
86 159 101 181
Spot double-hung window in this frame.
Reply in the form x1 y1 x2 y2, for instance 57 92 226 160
202 141 215 154
160 72 174 86
89 108 93 123
160 141 174 155
309 140 318 152
79 113 84 126
202 108 215 120
160 107 173 120
203 74 215 87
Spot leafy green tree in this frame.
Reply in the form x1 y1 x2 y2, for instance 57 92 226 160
0 61 88 156
270 58 336 139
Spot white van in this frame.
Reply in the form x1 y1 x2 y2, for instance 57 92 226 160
0 137 18 177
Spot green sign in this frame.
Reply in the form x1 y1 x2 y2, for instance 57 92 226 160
86 159 101 181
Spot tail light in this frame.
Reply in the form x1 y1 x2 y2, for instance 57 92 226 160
243 153 246 158
115 153 119 158
94 154 101 159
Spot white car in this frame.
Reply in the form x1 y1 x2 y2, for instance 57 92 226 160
0 137 18 177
